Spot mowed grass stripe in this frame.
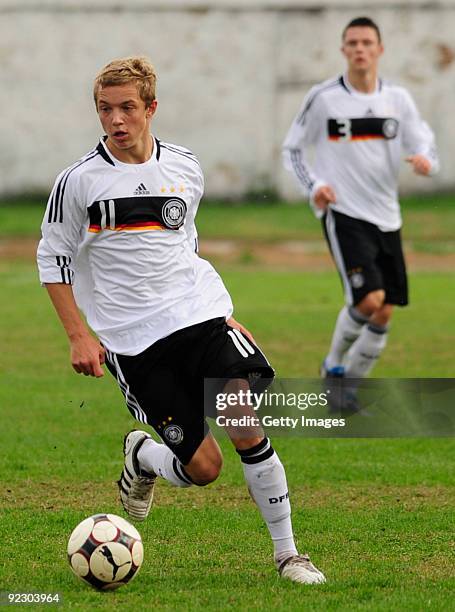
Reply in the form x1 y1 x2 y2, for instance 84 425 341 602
2 480 454 512
2 196 455 248
1 263 454 376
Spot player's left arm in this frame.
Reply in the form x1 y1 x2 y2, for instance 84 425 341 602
187 157 241 338
405 153 433 176
183 155 204 253
401 88 440 176
187 171 252 343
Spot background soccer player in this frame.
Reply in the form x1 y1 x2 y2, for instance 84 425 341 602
37 56 325 584
282 16 439 411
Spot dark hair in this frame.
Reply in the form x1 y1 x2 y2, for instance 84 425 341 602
342 17 381 42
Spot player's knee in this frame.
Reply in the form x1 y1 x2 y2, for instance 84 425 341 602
358 290 385 315
186 454 223 486
373 303 394 326
192 464 222 486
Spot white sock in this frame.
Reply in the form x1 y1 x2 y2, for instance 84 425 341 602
237 438 298 564
325 306 369 370
344 323 388 377
137 439 192 488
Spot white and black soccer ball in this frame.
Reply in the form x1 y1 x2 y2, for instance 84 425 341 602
67 513 143 590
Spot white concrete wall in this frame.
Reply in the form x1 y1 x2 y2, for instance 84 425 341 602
1 0 454 198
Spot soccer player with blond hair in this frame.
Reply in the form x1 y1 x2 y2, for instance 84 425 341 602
38 56 325 585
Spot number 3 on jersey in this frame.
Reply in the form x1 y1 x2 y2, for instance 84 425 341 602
336 118 352 141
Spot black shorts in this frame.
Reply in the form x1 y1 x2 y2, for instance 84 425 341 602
322 209 408 307
105 317 274 464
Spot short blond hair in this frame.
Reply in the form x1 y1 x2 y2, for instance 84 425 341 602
93 56 157 107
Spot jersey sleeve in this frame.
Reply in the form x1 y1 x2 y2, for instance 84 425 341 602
184 159 204 253
282 86 327 199
400 89 440 175
37 169 87 285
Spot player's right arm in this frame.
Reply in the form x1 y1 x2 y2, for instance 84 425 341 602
282 84 335 208
45 283 105 377
37 165 104 377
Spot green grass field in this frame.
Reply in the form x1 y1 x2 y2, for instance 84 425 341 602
0 199 454 610
2 195 455 252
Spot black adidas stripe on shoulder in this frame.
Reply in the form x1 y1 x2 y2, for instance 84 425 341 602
48 149 99 224
297 78 343 126
159 142 201 167
160 142 198 159
161 141 195 156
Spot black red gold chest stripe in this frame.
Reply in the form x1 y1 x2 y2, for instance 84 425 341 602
328 117 399 141
88 196 187 233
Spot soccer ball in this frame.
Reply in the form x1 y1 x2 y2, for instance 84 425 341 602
67 513 143 590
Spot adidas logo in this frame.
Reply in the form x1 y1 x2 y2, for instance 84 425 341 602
134 183 150 195
365 108 375 117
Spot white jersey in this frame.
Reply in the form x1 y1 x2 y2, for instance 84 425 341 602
37 136 233 355
283 75 439 231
